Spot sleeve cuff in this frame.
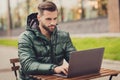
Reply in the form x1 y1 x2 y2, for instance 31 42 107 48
50 64 58 74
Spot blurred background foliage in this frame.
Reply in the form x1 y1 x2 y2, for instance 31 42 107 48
0 0 108 31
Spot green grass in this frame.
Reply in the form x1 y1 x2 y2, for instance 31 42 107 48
0 39 18 47
72 37 120 61
0 37 120 61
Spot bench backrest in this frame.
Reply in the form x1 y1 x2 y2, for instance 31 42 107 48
9 58 20 80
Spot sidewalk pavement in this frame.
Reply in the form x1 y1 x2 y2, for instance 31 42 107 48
0 46 18 80
0 32 120 39
0 45 120 80
70 33 120 38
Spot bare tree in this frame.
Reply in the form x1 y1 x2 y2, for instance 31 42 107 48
7 0 12 36
59 0 64 22
0 17 4 29
26 0 30 15
14 1 21 28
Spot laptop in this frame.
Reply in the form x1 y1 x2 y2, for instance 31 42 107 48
54 47 104 78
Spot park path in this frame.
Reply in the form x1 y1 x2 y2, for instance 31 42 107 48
0 46 18 80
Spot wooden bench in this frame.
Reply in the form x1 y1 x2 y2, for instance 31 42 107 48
30 68 120 80
9 58 120 80
9 58 20 80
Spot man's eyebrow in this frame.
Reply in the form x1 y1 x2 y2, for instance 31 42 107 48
46 17 57 20
54 17 57 19
46 18 52 20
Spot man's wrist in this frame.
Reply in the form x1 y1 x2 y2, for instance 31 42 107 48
50 65 58 74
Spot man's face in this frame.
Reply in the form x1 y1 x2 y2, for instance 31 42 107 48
39 10 58 33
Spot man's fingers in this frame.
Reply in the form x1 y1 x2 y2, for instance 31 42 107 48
65 66 68 72
54 64 69 75
61 65 68 75
65 67 68 73
61 68 68 75
62 65 69 73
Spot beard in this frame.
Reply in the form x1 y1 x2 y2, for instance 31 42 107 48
41 23 56 34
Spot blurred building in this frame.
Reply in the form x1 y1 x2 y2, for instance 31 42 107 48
0 0 120 35
53 0 120 33
52 0 108 21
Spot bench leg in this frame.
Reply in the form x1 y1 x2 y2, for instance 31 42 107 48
109 74 118 80
109 75 113 80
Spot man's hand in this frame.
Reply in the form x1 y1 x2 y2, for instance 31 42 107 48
54 64 69 75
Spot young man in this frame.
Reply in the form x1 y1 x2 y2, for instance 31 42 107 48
18 1 76 79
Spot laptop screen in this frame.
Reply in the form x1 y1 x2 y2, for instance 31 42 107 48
67 47 104 78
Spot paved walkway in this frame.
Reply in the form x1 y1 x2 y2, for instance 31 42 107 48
0 46 18 80
70 33 120 38
0 45 120 80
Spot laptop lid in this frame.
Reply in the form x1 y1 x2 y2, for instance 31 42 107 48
67 47 104 78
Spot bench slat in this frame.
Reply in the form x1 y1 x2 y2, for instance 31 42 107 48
11 66 20 71
10 58 19 63
30 68 120 80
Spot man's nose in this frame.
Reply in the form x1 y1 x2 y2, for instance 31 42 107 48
50 20 56 25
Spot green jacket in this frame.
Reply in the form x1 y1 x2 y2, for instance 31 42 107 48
18 13 76 80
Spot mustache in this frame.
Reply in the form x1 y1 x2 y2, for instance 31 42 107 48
49 24 58 26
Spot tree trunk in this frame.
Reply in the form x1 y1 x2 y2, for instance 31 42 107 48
7 0 12 36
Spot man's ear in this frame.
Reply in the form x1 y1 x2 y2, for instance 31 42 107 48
37 14 41 21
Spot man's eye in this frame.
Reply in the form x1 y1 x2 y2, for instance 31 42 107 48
46 18 51 20
54 18 57 20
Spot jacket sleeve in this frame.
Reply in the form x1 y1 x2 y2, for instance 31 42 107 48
18 32 57 75
63 33 76 62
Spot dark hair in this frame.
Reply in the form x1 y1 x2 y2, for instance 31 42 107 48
38 1 58 15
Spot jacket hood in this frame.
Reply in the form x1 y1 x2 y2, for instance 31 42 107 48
26 13 39 30
26 12 58 38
